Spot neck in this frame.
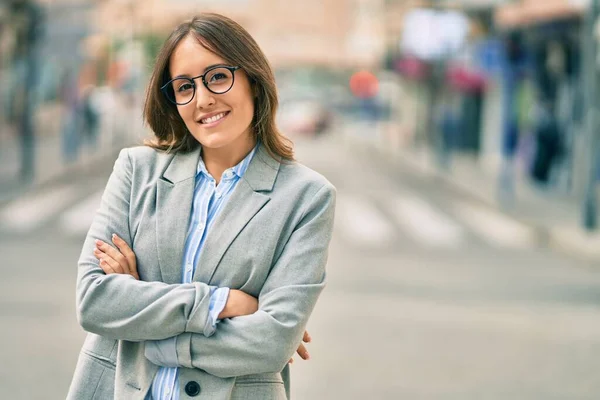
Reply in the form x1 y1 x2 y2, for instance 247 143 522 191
202 135 257 183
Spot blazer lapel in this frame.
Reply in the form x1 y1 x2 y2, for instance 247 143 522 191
194 144 281 284
156 147 201 284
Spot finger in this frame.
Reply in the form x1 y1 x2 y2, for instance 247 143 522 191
288 358 294 364
96 240 130 275
95 249 125 274
103 254 125 274
112 234 138 277
99 258 117 274
93 248 107 262
296 343 310 360
303 331 311 343
98 240 130 274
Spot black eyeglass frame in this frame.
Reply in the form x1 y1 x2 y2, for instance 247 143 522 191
161 65 241 105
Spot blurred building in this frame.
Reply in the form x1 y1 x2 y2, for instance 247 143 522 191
92 0 385 69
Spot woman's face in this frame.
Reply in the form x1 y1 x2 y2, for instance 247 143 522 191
168 35 255 152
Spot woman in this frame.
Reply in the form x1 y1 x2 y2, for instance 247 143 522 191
67 13 336 400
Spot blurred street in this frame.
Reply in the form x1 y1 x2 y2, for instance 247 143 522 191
4 0 600 398
1 134 600 399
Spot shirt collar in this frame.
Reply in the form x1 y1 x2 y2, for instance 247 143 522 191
197 142 259 180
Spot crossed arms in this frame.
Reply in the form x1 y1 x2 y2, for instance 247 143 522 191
76 149 336 377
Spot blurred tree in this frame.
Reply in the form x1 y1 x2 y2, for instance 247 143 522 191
6 0 44 182
141 33 166 70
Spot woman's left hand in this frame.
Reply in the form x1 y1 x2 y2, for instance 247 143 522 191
289 330 312 364
93 234 139 280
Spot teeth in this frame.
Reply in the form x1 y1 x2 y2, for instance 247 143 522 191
201 112 226 124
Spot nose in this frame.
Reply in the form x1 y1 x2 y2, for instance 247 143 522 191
194 81 215 109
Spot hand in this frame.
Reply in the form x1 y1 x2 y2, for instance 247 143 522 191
218 289 258 319
289 331 311 364
93 234 139 280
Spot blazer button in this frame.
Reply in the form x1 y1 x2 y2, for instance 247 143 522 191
185 381 201 396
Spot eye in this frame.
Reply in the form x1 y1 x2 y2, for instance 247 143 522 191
177 82 194 93
209 73 227 82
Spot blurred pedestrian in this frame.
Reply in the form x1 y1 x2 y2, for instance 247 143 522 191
59 68 80 162
434 89 459 168
67 13 336 400
530 100 563 185
80 84 100 148
498 32 527 205
7 0 43 181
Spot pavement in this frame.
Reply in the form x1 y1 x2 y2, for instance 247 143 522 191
0 92 146 205
2 134 600 399
340 119 600 263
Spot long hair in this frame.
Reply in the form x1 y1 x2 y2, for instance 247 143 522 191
143 13 294 160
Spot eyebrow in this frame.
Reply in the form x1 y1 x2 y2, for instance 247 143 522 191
172 63 229 79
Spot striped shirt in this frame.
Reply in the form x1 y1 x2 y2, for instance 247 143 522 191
148 144 258 400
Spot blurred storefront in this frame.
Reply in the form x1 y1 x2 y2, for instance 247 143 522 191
383 0 590 198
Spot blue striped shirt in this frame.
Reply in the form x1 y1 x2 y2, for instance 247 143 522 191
148 144 258 400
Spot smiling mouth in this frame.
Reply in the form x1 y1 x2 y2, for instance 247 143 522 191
199 111 230 124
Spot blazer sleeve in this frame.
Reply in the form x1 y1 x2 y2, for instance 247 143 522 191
76 148 215 341
174 182 336 378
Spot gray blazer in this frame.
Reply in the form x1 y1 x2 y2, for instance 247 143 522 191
67 143 336 399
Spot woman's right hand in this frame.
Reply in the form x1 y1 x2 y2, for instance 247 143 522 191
94 234 139 280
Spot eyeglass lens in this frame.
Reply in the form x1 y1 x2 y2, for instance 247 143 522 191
166 67 234 104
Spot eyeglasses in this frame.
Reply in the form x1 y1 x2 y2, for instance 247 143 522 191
161 65 241 105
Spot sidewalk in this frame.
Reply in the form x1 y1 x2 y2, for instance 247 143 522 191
340 120 600 262
0 92 147 205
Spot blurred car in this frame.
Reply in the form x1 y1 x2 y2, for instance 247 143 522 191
277 99 333 137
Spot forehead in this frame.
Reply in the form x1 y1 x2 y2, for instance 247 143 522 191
169 35 226 77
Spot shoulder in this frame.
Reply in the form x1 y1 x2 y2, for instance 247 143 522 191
276 160 336 199
118 145 174 172
121 145 170 164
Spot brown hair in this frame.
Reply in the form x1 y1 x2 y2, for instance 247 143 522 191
143 13 294 161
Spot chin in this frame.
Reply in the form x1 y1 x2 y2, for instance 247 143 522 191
193 131 234 149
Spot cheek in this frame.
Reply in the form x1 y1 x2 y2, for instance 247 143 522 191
245 101 255 122
177 105 194 124
238 96 255 122
229 83 255 123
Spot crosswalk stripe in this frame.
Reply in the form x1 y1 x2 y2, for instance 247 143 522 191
0 183 537 252
59 190 104 235
335 194 396 247
0 184 79 232
388 193 465 248
453 201 536 249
